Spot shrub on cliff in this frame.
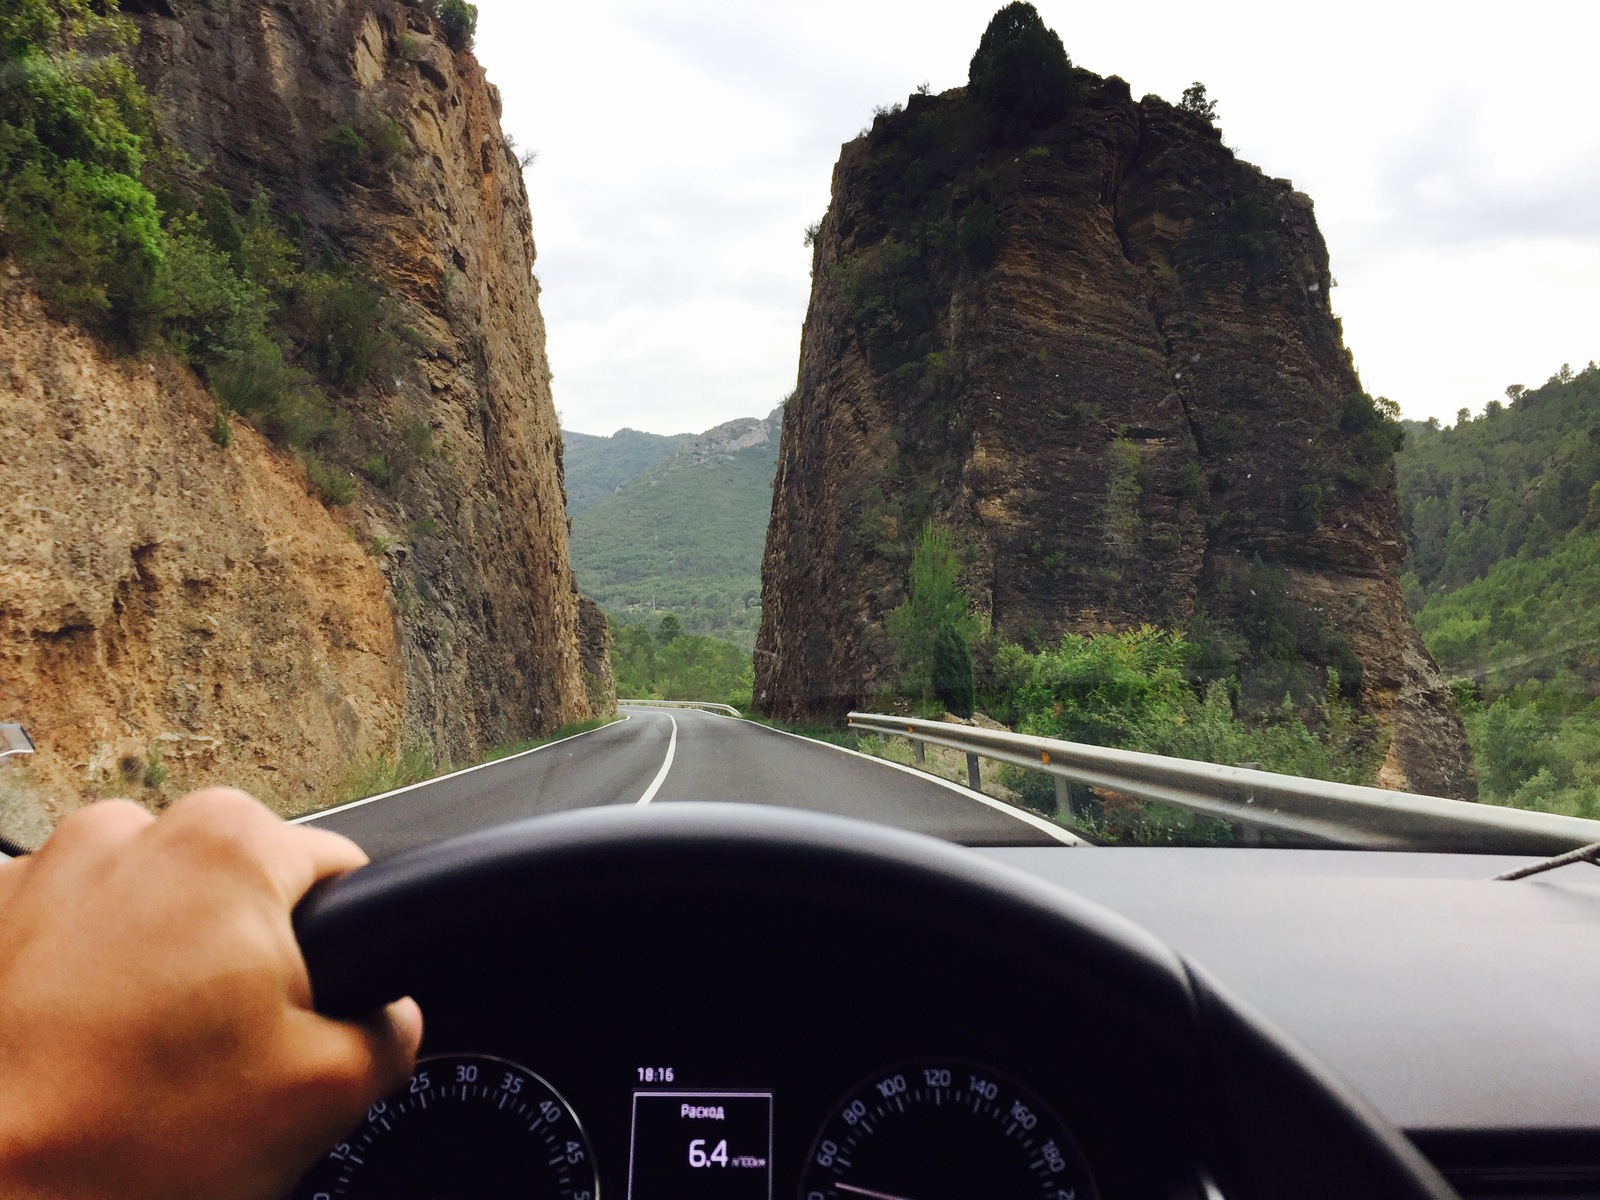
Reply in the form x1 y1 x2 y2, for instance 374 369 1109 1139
0 0 168 339
967 2 1073 143
956 199 1000 269
1178 82 1218 124
409 0 478 52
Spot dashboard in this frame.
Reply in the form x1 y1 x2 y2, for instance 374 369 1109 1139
286 802 1600 1200
291 982 1129 1200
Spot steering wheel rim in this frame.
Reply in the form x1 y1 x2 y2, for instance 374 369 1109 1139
294 802 1457 1200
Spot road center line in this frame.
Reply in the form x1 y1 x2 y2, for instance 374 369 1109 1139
635 713 678 805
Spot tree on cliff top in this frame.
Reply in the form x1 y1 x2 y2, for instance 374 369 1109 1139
1179 82 1218 123
968 2 1073 143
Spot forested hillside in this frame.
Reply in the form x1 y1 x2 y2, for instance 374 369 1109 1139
1397 361 1600 816
566 414 780 649
563 428 691 514
1400 363 1600 602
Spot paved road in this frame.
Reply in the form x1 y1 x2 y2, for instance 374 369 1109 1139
300 707 1073 857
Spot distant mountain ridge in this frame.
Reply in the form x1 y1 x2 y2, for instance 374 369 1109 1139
564 411 782 649
563 427 693 514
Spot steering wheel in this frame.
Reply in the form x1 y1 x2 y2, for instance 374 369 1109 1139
293 803 1458 1200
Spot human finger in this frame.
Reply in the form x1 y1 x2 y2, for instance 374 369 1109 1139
157 789 369 906
38 799 155 861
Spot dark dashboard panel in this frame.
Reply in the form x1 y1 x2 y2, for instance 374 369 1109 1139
985 847 1600 1136
292 804 1466 1200
401 968 1156 1200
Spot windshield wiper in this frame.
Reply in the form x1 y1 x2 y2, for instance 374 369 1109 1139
1495 840 1600 881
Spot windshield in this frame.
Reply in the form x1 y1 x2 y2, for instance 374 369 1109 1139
1 0 1596 856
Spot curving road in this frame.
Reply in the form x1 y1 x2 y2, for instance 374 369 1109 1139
298 706 1077 857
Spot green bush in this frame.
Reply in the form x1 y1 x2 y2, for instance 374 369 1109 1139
967 2 1073 142
303 454 358 506
956 199 1000 269
209 332 335 448
932 623 975 717
359 452 394 488
290 272 400 391
408 0 478 52
2 159 166 339
316 124 366 181
436 1 478 52
159 222 270 362
887 524 977 704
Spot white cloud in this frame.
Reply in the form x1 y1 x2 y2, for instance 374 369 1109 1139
475 0 1600 433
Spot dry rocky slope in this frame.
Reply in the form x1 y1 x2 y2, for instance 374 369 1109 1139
756 73 1475 797
1 0 603 834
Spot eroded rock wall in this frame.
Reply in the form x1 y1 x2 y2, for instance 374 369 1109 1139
127 0 593 758
756 78 1475 797
0 285 403 827
1 0 601 837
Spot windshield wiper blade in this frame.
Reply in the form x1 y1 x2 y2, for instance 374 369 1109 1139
1495 840 1600 881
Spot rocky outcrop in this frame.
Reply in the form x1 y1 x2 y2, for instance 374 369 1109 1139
675 410 784 463
576 597 616 719
0 0 605 835
128 0 594 762
0 284 403 824
756 73 1475 797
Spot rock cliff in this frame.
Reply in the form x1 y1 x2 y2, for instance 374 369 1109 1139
1 0 599 835
0 285 403 822
756 66 1475 797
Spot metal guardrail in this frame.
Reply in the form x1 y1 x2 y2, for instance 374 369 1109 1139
0 724 34 761
848 712 1600 856
619 699 743 718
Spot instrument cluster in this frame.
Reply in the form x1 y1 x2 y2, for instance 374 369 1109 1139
291 1050 1096 1200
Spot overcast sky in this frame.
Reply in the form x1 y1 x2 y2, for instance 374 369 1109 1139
473 1 1600 437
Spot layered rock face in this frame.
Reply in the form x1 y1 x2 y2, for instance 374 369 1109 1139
0 285 402 823
756 76 1475 797
1 0 598 832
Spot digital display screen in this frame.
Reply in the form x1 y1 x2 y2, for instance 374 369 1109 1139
627 1090 773 1200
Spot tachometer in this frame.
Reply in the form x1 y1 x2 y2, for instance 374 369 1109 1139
800 1059 1093 1200
290 1053 597 1200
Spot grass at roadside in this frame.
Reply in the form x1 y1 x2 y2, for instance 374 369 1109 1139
736 714 864 750
319 717 620 813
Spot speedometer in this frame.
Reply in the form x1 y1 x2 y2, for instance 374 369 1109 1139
290 1053 597 1200
800 1059 1095 1200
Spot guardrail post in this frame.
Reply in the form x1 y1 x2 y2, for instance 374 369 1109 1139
1053 774 1070 816
966 752 981 792
913 740 925 765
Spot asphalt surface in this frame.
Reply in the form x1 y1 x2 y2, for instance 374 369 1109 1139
300 706 1071 857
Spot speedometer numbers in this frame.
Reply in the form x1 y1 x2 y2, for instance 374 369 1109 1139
800 1060 1095 1200
290 1053 597 1200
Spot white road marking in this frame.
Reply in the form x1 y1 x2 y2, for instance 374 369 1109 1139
634 712 678 806
713 712 1088 847
290 718 627 824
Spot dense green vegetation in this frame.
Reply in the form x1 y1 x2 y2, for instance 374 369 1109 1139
567 434 775 649
869 521 1379 837
0 0 426 506
1398 362 1600 817
1399 363 1600 599
562 427 691 513
611 617 753 710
